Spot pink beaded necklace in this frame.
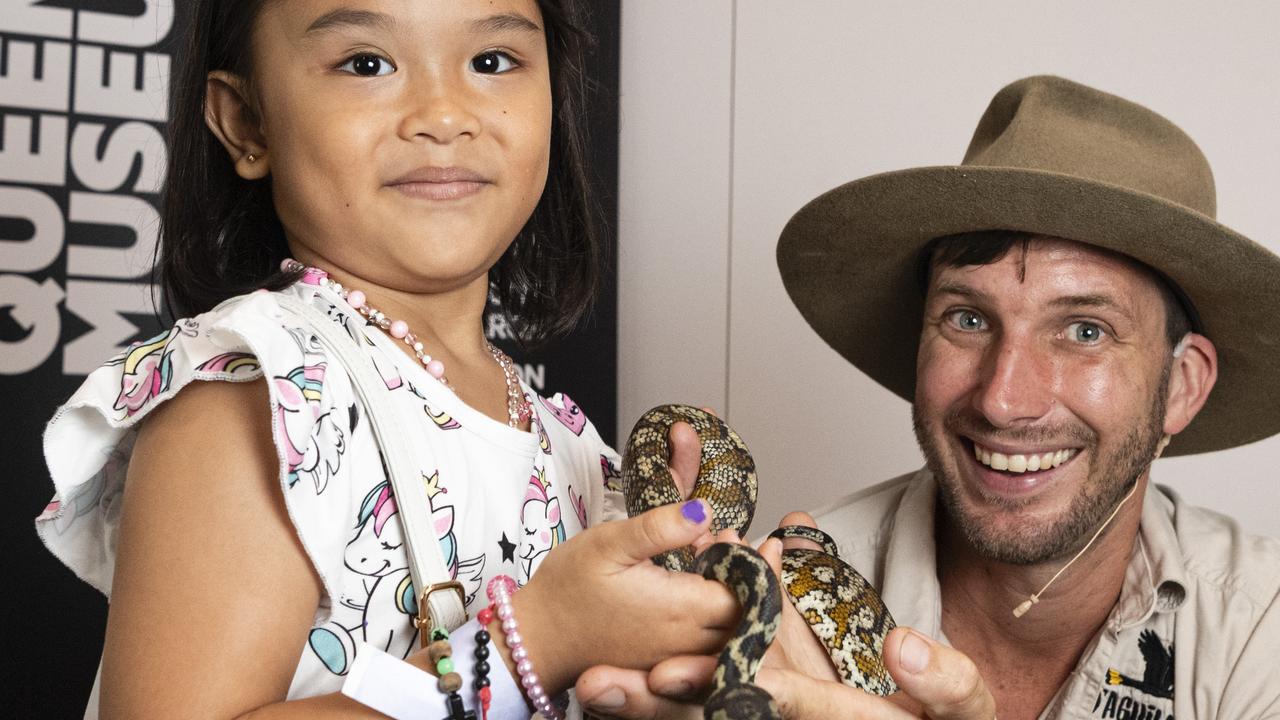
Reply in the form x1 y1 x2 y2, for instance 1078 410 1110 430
283 259 533 428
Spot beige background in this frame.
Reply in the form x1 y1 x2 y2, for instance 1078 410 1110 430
616 1 1280 538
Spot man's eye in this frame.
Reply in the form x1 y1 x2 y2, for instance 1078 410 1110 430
947 310 987 332
471 51 517 74
1066 321 1106 344
339 53 394 77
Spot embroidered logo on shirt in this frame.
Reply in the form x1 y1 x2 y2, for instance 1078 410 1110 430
1092 629 1174 718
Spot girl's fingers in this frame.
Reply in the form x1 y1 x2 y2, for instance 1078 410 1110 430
599 500 712 567
648 654 717 699
577 664 704 720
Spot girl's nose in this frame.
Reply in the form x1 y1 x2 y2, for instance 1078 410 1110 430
398 76 481 144
972 336 1054 429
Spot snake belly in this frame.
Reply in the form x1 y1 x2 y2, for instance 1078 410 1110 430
622 403 899 717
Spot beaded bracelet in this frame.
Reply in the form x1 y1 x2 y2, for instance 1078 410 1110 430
473 611 493 720
428 626 477 720
487 577 563 720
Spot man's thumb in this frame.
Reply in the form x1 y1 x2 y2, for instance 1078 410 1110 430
884 627 996 719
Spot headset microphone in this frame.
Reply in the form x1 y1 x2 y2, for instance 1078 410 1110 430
1011 480 1140 618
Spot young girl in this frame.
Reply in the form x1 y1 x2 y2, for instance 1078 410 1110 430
35 1 739 717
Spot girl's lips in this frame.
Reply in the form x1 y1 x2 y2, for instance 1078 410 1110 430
386 165 491 201
389 180 488 201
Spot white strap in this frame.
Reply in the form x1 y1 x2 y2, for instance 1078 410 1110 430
276 294 468 634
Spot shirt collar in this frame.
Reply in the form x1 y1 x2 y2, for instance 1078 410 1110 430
879 468 946 640
1114 480 1189 629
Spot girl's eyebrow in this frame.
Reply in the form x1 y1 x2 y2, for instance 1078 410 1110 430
470 12 543 36
304 8 396 36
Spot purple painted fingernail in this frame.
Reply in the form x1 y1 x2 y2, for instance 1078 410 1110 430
681 500 706 523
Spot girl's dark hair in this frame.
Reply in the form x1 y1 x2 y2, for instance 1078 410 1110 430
157 0 604 346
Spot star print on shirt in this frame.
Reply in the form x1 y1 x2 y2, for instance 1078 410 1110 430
498 532 517 564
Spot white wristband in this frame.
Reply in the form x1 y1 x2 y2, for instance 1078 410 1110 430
341 643 438 719
340 619 531 719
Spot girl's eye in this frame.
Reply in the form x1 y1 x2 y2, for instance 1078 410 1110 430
471 51 517 74
946 309 987 332
339 53 394 77
1066 321 1106 345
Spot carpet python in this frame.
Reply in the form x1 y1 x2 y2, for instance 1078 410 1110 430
622 404 898 719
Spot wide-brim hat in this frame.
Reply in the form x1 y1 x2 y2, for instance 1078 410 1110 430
777 75 1280 456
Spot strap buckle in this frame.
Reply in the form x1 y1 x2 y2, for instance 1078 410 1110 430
414 580 468 645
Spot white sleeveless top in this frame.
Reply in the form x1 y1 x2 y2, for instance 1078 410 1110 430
36 281 626 710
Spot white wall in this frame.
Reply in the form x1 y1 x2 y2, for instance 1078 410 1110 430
618 1 1280 538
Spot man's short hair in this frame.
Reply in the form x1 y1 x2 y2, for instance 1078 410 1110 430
922 230 1194 350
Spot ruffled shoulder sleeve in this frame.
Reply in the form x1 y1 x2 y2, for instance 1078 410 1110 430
536 392 626 526
37 288 359 621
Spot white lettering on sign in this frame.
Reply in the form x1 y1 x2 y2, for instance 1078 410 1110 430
0 113 69 185
63 279 156 376
67 192 160 280
79 3 176 48
519 363 546 391
0 2 74 39
74 47 170 121
71 121 166 193
0 39 72 112
0 3 173 376
486 312 514 340
0 185 64 272
0 274 65 374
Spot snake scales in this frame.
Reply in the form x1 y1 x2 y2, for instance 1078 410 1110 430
621 404 897 719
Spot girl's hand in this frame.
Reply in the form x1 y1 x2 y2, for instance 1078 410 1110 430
502 499 741 696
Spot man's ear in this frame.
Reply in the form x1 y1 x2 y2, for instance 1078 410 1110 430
204 70 270 180
1163 333 1218 437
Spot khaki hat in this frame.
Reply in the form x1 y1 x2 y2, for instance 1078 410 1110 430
777 75 1280 456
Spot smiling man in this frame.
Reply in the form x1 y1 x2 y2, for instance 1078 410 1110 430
770 75 1280 718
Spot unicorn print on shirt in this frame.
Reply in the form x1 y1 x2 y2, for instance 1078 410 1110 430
106 320 198 418
518 466 566 581
540 393 587 435
308 479 416 674
308 472 483 675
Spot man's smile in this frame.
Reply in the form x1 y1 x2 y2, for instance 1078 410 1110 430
970 440 1080 474
953 434 1087 500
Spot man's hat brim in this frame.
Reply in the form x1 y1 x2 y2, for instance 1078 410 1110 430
777 164 1280 456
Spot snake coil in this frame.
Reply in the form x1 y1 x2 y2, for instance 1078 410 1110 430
622 404 898 719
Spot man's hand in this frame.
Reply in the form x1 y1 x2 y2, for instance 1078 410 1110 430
575 511 995 719
577 627 994 719
757 627 996 719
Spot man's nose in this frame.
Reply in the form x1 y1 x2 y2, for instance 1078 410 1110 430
972 335 1054 428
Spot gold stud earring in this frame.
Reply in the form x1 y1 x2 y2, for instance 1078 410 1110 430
246 153 258 163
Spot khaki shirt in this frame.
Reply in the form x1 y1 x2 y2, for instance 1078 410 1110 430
811 469 1280 719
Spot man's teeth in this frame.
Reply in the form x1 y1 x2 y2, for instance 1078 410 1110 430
972 443 1076 473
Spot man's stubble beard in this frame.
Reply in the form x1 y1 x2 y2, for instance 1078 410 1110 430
913 363 1170 566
